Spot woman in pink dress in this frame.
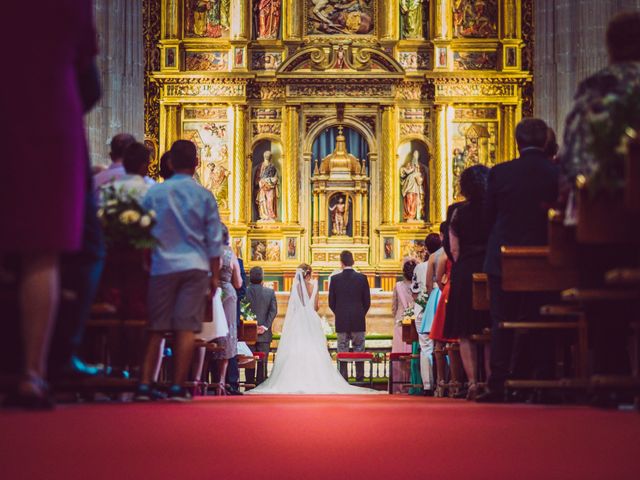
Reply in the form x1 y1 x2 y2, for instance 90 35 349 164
1 1 97 408
391 259 418 394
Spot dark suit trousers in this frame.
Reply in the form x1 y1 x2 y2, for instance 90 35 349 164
246 342 270 385
337 332 365 381
487 275 555 392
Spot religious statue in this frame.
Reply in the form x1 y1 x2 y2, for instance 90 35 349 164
400 150 426 221
452 147 467 199
307 0 374 35
329 195 350 236
254 0 281 40
255 150 279 222
400 0 424 39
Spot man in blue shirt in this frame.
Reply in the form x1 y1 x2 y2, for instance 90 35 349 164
137 140 223 402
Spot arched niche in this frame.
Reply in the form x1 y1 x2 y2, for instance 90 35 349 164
398 140 430 222
251 139 283 222
303 116 377 164
310 125 369 174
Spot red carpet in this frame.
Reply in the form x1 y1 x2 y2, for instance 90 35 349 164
1 396 639 479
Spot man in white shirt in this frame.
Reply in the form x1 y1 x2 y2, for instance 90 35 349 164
93 133 136 191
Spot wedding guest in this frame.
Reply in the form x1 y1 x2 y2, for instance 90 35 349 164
93 134 136 192
391 259 418 394
414 231 443 394
1 0 99 408
211 225 243 395
159 151 174 180
477 118 559 403
561 12 640 187
442 165 491 400
136 140 223 402
226 256 247 395
245 266 278 387
106 141 155 201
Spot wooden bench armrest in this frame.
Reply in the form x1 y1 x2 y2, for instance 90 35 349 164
500 246 549 257
562 288 640 302
540 304 583 316
605 268 640 286
499 321 580 329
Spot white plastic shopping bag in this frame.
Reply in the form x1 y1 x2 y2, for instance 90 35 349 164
200 289 228 341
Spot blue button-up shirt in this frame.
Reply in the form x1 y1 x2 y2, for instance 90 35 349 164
142 173 223 276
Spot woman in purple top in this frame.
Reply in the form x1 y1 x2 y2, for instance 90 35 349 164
0 1 98 408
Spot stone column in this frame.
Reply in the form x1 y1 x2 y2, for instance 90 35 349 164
283 105 300 224
381 106 397 224
86 0 144 165
233 105 248 224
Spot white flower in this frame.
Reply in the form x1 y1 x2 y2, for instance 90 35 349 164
148 209 156 218
106 200 117 207
97 208 104 219
119 210 141 225
139 215 151 228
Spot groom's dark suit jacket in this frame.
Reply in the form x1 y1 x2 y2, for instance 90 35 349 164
246 283 278 344
329 268 371 333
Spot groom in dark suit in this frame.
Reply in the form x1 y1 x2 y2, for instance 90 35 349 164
329 250 371 382
245 267 277 386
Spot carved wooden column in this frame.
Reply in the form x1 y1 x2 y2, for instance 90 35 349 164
381 0 399 41
159 103 180 156
433 104 448 221
502 0 520 39
501 104 518 163
232 105 248 224
161 0 179 39
283 0 302 41
283 105 300 224
381 106 397 224
433 0 451 39
362 189 369 240
231 0 249 40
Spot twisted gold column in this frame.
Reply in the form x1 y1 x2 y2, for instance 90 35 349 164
233 105 247 223
381 106 397 224
283 105 300 224
434 104 448 222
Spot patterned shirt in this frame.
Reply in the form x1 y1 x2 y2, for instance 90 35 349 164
560 61 640 182
142 173 223 276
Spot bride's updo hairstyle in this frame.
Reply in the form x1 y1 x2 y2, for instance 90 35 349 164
298 263 312 279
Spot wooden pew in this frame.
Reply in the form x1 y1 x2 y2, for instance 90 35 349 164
238 320 258 345
472 273 490 311
402 318 419 344
548 209 579 267
501 246 580 292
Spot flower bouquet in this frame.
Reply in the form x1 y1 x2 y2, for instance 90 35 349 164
98 186 159 250
240 300 258 323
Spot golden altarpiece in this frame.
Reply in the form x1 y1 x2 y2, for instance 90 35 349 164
143 0 534 291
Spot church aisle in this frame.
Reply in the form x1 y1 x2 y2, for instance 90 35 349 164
1 396 638 479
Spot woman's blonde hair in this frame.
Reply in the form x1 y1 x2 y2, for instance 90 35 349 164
298 263 312 278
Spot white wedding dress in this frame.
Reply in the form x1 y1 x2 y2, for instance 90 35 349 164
247 270 381 395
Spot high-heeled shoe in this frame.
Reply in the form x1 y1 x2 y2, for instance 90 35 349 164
466 383 479 401
434 380 447 398
3 373 54 410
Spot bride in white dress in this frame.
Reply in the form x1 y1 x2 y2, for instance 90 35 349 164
247 265 380 395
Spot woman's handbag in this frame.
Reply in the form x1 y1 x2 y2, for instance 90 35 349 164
200 289 228 341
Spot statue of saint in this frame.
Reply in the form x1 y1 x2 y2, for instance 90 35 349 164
400 150 426 221
400 0 424 39
255 150 279 222
329 195 350 236
254 0 281 39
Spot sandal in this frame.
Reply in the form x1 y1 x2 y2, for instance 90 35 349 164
3 372 54 410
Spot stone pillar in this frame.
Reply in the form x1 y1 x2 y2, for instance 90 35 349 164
534 0 640 137
283 105 300 224
232 105 248 224
381 106 397 224
86 0 144 166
